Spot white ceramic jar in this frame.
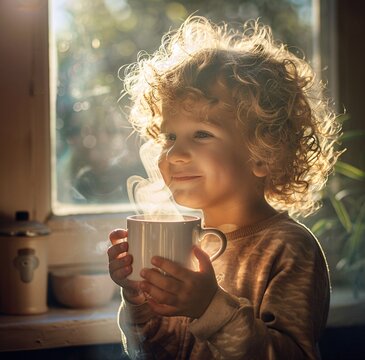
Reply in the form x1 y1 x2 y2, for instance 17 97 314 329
0 220 50 315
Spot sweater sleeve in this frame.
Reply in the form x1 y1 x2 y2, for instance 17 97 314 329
118 292 195 359
189 230 330 360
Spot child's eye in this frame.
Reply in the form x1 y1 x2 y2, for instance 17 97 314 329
165 133 176 141
157 133 176 146
194 131 213 139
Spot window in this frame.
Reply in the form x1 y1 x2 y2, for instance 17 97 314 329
50 0 317 215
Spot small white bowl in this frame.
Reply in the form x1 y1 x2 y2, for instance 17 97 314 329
50 267 116 309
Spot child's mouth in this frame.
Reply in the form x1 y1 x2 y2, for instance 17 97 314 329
171 176 202 182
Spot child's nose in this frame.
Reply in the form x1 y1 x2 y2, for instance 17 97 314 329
166 141 191 164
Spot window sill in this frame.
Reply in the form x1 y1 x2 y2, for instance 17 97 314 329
1 286 364 352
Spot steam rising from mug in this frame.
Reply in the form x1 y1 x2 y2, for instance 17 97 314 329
127 140 183 220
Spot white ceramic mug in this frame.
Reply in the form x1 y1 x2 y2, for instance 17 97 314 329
126 214 227 281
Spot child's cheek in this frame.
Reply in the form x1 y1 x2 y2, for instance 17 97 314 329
158 154 169 183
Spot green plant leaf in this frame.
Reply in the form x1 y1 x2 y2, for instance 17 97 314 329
329 195 352 233
345 204 365 264
335 161 365 181
337 258 365 273
311 218 337 236
335 189 352 201
337 113 351 123
340 130 365 142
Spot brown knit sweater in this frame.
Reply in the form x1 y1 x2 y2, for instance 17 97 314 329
118 212 330 359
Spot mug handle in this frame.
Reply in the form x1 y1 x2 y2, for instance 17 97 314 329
198 228 227 262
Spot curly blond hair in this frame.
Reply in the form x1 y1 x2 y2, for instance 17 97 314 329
120 16 341 217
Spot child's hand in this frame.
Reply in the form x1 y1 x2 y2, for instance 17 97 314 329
108 229 145 305
139 246 218 318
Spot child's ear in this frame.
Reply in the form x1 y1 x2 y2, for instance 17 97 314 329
251 160 268 178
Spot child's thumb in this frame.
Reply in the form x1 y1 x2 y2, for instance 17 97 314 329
193 246 213 273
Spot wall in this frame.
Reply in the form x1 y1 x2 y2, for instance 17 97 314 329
337 0 365 168
0 0 51 223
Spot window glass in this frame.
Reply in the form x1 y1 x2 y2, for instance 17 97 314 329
50 0 315 215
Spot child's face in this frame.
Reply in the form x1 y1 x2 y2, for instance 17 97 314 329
158 87 261 212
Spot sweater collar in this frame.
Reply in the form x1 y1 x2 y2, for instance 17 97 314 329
225 212 289 240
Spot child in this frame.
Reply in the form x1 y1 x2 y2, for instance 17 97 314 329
108 16 340 359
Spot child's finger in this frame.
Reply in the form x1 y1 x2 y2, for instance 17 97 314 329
140 280 178 307
109 254 133 274
107 241 129 260
193 246 214 273
146 298 177 316
150 256 188 281
109 229 128 244
140 267 182 295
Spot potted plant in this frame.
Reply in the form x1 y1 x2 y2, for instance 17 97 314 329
303 118 365 298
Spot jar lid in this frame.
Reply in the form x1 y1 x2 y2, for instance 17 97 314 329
0 221 50 237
